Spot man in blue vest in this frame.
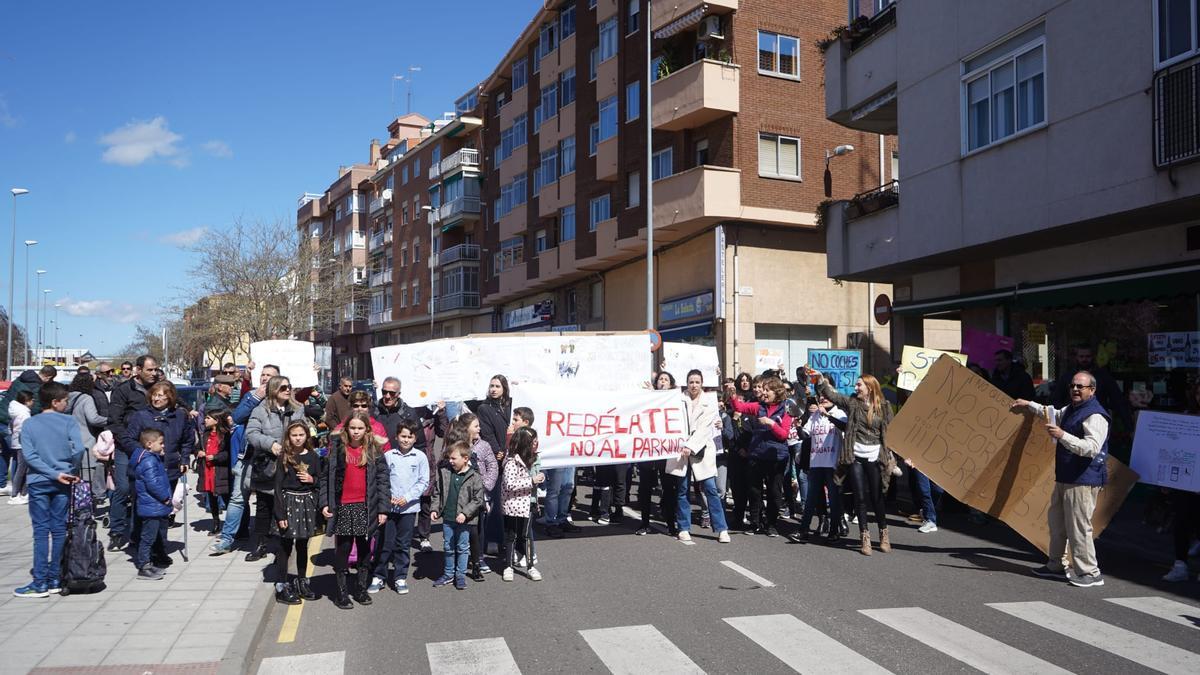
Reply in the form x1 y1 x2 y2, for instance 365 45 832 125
1012 371 1110 588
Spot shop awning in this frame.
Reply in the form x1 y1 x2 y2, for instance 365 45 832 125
894 260 1200 315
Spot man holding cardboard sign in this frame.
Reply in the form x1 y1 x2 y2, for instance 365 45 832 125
1012 371 1111 588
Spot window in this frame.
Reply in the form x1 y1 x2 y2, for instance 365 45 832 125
758 30 801 79
539 22 558 59
599 18 618 62
598 96 618 142
651 55 664 82
651 148 673 180
414 195 420 216
566 289 578 323
588 0 596 8
429 185 442 210
1156 0 1200 67
385 174 394 191
627 0 639 34
349 193 364 213
540 83 558 123
626 81 640 121
589 194 611 231
512 57 528 90
694 139 709 166
414 238 421 266
400 243 407 267
560 137 576 175
535 229 548 253
402 165 409 184
758 133 800 179
561 1 576 39
560 205 576 241
589 122 600 156
535 148 558 192
412 280 420 305
560 67 576 106
498 173 529 218
962 33 1045 153
497 237 524 272
590 47 599 81
498 114 529 163
431 146 441 168
400 284 408 308
336 204 344 220
627 170 640 208
590 280 603 319
414 156 421 176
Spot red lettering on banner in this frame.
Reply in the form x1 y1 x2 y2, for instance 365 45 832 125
663 408 683 435
547 411 566 436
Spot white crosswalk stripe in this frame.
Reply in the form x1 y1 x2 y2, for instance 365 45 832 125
426 637 522 675
860 607 1071 675
257 651 345 675
724 613 892 674
990 600 1200 675
1105 596 1200 631
580 624 704 674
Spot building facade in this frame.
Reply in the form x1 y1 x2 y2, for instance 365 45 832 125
823 0 1200 416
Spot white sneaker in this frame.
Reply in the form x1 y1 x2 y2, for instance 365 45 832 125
515 555 527 569
918 521 938 534
527 567 542 581
718 530 731 543
678 531 692 542
0 485 11 496
502 567 514 582
7 494 27 506
1163 560 1190 582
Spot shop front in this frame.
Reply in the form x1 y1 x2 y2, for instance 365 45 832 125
658 290 715 345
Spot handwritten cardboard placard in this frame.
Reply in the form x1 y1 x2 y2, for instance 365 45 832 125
897 346 968 391
888 356 1138 555
249 340 318 389
806 349 862 397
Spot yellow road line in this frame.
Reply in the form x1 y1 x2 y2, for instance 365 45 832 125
277 533 323 644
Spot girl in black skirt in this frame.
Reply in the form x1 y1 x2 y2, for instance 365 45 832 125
321 411 390 610
273 422 323 605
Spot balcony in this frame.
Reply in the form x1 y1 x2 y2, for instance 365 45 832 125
651 165 742 241
440 243 481 266
845 180 899 221
439 148 481 177
435 292 481 313
368 309 393 326
595 136 618 182
651 0 738 34
652 59 739 131
369 229 393 251
437 196 482 230
368 189 392 215
823 193 899 280
1155 54 1200 168
369 269 393 288
823 3 898 134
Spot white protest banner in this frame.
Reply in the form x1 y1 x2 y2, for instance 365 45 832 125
1130 411 1200 492
661 342 720 384
250 340 318 389
513 383 687 469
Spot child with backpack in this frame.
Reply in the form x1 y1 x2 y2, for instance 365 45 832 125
132 428 172 581
431 441 485 590
272 422 323 605
196 411 233 535
501 427 543 582
369 419 428 595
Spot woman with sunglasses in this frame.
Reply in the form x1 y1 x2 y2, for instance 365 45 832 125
245 376 309 562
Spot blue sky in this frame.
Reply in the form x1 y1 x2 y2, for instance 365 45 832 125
0 0 537 356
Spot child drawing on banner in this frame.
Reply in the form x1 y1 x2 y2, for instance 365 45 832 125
558 361 580 378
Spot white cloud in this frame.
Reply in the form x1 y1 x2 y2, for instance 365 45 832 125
59 298 142 324
98 116 183 166
200 140 232 158
63 131 77 143
159 226 208 247
0 94 17 128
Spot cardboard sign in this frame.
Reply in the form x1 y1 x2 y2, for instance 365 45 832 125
513 383 687 469
1027 323 1047 344
962 327 1015 373
897 346 968 391
249 340 318 389
888 356 1138 555
806 349 862 397
660 342 721 385
1130 411 1200 492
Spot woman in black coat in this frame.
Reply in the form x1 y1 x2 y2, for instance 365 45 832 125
470 374 511 550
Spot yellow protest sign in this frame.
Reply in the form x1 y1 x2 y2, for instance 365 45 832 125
897 346 968 391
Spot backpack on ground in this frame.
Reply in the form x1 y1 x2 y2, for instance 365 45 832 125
59 479 107 595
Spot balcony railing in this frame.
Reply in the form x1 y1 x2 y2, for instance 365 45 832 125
368 189 392 214
439 148 480 176
369 269 393 287
845 180 900 220
439 196 481 224
368 309 392 326
440 243 481 266
369 229 393 251
435 292 481 312
1154 54 1200 169
846 1 897 51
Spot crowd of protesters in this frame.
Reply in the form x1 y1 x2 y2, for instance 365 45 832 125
0 344 1196 601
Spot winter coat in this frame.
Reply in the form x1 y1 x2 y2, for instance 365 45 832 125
0 370 44 423
246 401 307 491
108 377 150 455
67 391 108 450
470 438 498 491
470 397 511 460
501 455 533 518
196 430 233 496
133 448 173 518
321 437 391 535
127 405 196 482
666 394 719 481
818 382 896 490
323 390 353 430
332 417 391 452
374 399 430 452
19 411 84 485
431 463 486 523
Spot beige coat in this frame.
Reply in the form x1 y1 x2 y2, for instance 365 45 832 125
666 394 718 481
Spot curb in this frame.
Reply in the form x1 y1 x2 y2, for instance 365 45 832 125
219 579 275 675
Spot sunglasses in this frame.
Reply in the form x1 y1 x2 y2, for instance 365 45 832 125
381 390 399 397
278 385 292 391
121 366 132 371
352 404 371 409
98 370 112 375
1068 384 1094 390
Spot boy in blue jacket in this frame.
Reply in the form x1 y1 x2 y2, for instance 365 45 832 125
370 420 429 595
133 428 172 581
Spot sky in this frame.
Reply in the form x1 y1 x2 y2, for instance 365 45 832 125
0 0 538 357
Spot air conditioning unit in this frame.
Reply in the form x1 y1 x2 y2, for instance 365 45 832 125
698 16 723 40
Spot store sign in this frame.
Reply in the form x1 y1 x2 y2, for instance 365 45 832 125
1148 332 1200 368
660 290 714 324
1027 323 1047 343
714 226 726 320
504 300 554 331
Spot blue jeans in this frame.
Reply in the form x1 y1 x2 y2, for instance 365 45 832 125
0 446 11 488
109 451 131 538
136 516 167 568
543 467 575 525
676 472 729 533
915 470 944 524
217 459 251 548
375 512 416 580
800 467 842 532
442 522 470 578
28 481 70 585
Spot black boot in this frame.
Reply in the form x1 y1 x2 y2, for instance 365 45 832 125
275 579 301 605
334 573 353 610
295 577 317 601
469 561 485 582
353 568 373 605
244 539 268 562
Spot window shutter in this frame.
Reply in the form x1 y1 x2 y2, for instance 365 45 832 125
758 134 778 175
779 137 799 177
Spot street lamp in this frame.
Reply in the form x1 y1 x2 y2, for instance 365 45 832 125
824 144 856 198
420 205 437 340
22 240 36 365
34 270 44 358
41 288 51 363
7 187 30 379
645 4 654 335
53 303 60 363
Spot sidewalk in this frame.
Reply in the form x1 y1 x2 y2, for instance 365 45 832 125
0 489 273 674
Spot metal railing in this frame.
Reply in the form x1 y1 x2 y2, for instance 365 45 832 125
845 180 900 220
369 229 393 251
1154 54 1200 169
440 243 481 265
440 196 481 223
845 0 897 52
440 148 481 176
368 309 393 326
435 292 481 312
368 189 392 214
369 269 393 287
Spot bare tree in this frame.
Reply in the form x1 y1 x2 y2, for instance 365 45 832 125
0 306 33 369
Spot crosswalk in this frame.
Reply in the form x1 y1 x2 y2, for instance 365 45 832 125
255 595 1200 675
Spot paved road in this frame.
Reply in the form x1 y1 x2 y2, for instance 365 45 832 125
249 490 1200 674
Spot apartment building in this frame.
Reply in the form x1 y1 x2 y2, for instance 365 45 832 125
303 0 897 381
822 0 1200 411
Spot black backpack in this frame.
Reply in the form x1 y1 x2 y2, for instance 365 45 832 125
59 481 107 595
